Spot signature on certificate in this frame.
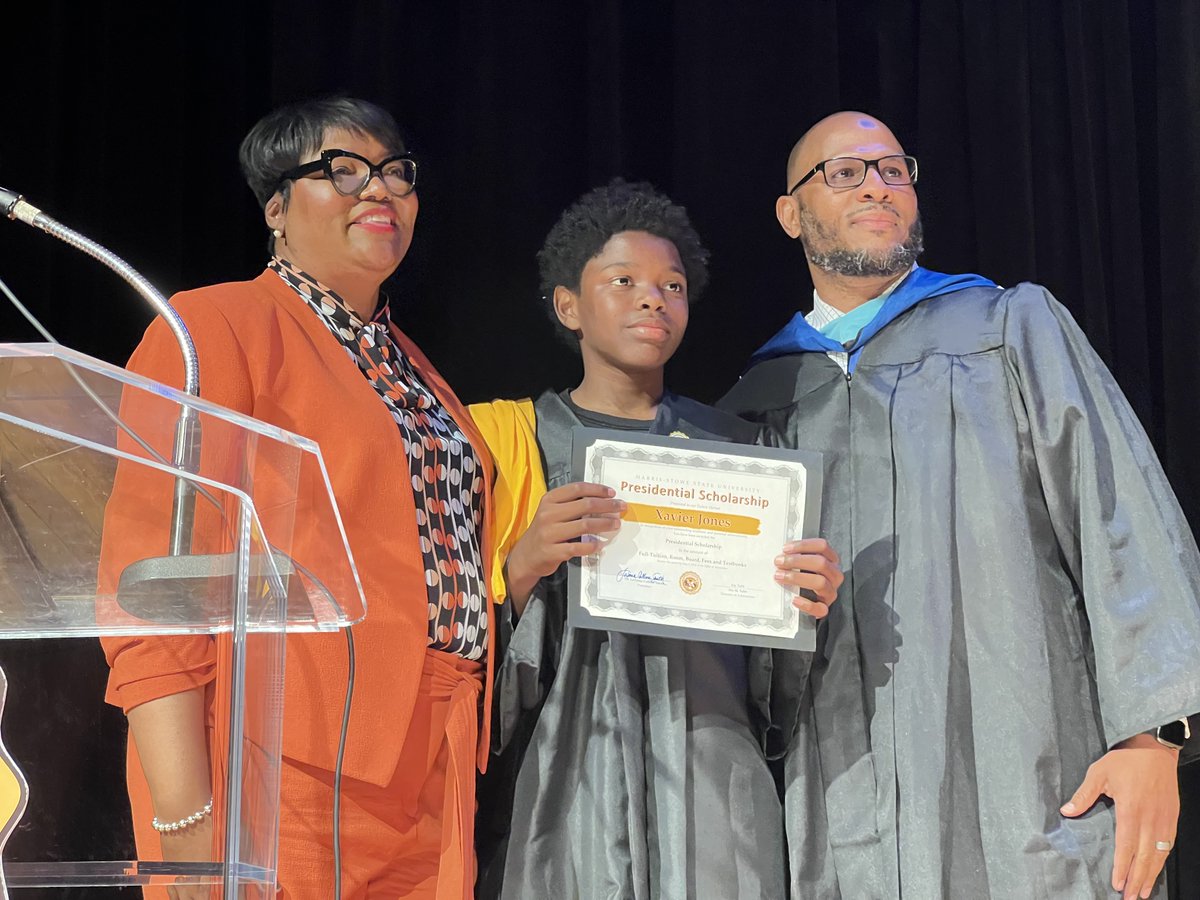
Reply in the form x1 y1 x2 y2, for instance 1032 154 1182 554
617 567 667 586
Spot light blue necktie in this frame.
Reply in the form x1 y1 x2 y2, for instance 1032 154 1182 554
818 295 886 345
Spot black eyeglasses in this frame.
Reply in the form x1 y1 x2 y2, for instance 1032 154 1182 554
277 149 418 197
789 155 918 194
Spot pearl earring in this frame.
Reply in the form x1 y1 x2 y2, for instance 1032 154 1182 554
272 228 283 239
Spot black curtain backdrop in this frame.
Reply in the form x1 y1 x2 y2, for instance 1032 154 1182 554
0 1 1197 896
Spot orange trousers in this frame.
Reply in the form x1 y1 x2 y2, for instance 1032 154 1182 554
276 649 483 899
128 649 482 900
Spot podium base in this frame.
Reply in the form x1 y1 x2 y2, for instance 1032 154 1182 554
2 860 272 888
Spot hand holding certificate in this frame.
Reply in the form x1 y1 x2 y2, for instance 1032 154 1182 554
502 481 626 615
567 428 828 650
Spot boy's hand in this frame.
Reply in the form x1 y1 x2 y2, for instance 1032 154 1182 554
506 483 625 613
774 538 842 619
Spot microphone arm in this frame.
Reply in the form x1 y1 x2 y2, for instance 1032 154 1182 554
1 185 201 555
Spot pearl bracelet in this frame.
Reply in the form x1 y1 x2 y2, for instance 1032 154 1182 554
151 797 214 834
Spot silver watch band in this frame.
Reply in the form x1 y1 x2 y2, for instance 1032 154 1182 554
1155 717 1191 750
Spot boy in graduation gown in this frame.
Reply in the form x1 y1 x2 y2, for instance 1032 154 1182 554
471 179 842 900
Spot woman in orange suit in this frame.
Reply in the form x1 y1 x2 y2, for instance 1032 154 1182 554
100 97 495 899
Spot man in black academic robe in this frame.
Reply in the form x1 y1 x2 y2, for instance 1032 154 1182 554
721 111 1200 900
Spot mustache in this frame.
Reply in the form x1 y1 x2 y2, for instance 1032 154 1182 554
847 202 900 219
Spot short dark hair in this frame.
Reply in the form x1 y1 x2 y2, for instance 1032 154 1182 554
537 179 710 349
238 96 406 208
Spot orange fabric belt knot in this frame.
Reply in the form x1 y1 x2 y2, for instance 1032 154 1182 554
423 648 483 900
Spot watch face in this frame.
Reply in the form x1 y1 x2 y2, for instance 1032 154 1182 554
1159 721 1188 747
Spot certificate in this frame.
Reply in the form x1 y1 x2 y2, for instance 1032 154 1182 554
567 428 823 650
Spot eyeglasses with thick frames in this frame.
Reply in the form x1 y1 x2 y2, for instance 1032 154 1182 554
277 149 418 197
789 155 918 194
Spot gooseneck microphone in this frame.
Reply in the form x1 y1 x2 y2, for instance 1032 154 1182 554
1 184 201 555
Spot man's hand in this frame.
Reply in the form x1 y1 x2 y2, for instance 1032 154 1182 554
505 482 625 614
773 538 843 619
1060 733 1180 900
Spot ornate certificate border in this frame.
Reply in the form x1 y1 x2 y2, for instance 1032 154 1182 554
567 427 824 651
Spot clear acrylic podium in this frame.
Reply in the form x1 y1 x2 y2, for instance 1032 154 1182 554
0 343 367 896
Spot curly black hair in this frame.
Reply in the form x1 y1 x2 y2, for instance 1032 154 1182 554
537 179 709 350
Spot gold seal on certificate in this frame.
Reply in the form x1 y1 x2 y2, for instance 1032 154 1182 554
567 428 824 650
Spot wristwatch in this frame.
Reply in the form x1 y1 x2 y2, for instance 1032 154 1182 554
1155 717 1192 751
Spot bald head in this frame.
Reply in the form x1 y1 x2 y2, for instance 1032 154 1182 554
785 112 906 191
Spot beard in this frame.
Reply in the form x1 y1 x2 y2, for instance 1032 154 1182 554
800 206 924 278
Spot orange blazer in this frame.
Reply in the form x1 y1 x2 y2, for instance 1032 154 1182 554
100 269 497 784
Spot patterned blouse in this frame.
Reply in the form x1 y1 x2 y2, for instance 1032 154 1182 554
269 257 487 661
